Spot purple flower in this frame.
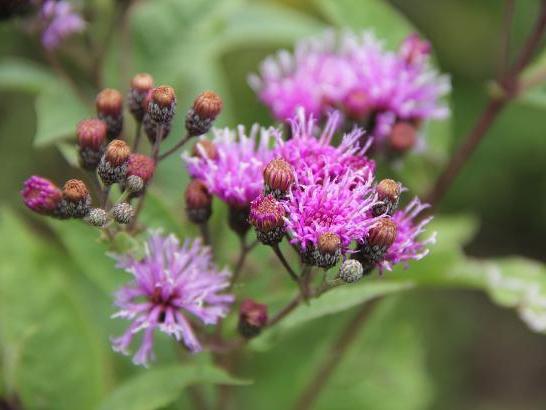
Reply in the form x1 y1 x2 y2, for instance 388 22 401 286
380 197 436 271
21 175 62 215
183 125 276 208
283 168 379 257
40 0 85 49
111 232 233 367
274 109 375 185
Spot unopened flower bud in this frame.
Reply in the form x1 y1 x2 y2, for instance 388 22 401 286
98 140 131 185
148 85 176 124
358 218 397 263
59 179 91 218
185 180 212 224
185 91 223 136
128 73 154 121
238 299 268 339
85 208 108 227
263 158 295 199
96 88 124 140
112 202 134 224
76 118 107 170
389 122 417 153
21 176 62 216
338 259 364 283
125 154 155 194
228 205 250 236
305 232 341 268
372 179 401 216
249 194 285 245
192 139 218 160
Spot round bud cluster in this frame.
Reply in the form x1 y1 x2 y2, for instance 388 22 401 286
338 259 364 283
185 91 223 137
85 208 108 227
21 176 63 216
192 139 218 160
112 202 135 225
185 180 212 224
355 218 397 269
372 178 401 216
76 118 107 170
59 179 91 219
98 140 131 185
128 73 154 121
96 88 124 140
238 299 268 339
124 153 155 194
249 194 286 245
148 86 176 125
388 122 417 153
263 158 295 199
303 232 341 269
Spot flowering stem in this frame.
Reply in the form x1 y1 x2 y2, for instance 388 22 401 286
292 298 380 410
271 244 299 283
228 236 258 290
158 134 192 161
425 1 546 209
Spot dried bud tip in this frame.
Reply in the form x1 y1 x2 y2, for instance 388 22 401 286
77 118 107 150
367 218 397 249
112 203 135 225
318 232 341 255
148 85 176 124
127 153 155 183
62 179 89 202
151 85 176 108
263 158 295 198
377 179 401 202
131 73 154 91
339 259 364 283
238 299 268 339
193 91 223 120
96 88 123 116
105 139 131 166
389 122 417 152
192 139 218 160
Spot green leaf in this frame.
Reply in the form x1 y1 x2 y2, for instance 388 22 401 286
0 209 107 409
98 364 250 410
0 59 56 93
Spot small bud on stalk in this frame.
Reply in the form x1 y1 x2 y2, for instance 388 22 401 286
21 176 62 217
303 232 341 268
98 140 131 185
388 122 417 153
228 205 250 237
192 139 218 160
85 208 108 227
238 299 268 339
128 73 154 121
356 218 397 268
338 259 364 283
112 202 135 225
249 194 285 245
59 179 91 218
372 178 401 216
185 91 223 137
185 180 212 224
263 158 295 199
148 85 176 124
96 88 124 140
76 118 107 170
124 153 155 195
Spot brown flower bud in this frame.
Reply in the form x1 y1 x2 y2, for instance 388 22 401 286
389 122 417 152
185 180 212 224
192 139 218 160
96 88 124 140
263 158 295 198
131 73 154 92
98 140 131 185
77 118 108 170
128 73 154 121
306 232 341 269
148 85 176 124
366 217 397 252
318 232 341 256
62 179 89 202
238 299 268 338
185 91 223 137
372 178 401 216
105 140 130 166
59 179 91 218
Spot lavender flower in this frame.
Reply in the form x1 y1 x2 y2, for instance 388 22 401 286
380 197 436 271
111 233 233 366
183 125 276 208
21 175 62 215
40 0 85 50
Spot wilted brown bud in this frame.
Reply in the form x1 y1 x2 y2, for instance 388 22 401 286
306 232 342 269
77 118 108 170
59 179 91 218
96 88 124 140
263 158 295 198
104 140 130 166
128 73 154 121
367 218 397 249
372 178 401 216
98 140 131 185
148 85 176 124
185 91 223 136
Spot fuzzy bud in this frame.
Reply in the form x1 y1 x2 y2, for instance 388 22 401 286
263 158 295 199
148 85 176 124
185 180 212 224
128 73 154 121
125 153 155 193
185 91 223 137
85 208 108 227
97 140 131 185
389 122 417 153
192 139 218 160
305 232 341 269
338 259 364 283
357 218 397 264
112 202 135 225
238 299 268 339
372 179 401 216
76 118 107 170
96 88 123 140
59 179 91 218
249 194 285 245
21 176 62 216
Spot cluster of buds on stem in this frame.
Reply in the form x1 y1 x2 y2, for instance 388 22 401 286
96 88 123 140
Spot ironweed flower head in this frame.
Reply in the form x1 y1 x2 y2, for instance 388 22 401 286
40 0 85 50
111 232 233 366
183 125 276 208
21 175 62 216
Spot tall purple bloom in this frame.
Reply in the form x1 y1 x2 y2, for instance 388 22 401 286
380 197 436 271
111 233 233 367
183 125 276 208
40 0 85 49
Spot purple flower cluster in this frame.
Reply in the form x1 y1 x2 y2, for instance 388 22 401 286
40 0 85 49
111 233 233 366
250 30 450 148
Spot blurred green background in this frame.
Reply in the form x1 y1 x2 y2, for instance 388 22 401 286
1 0 546 409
